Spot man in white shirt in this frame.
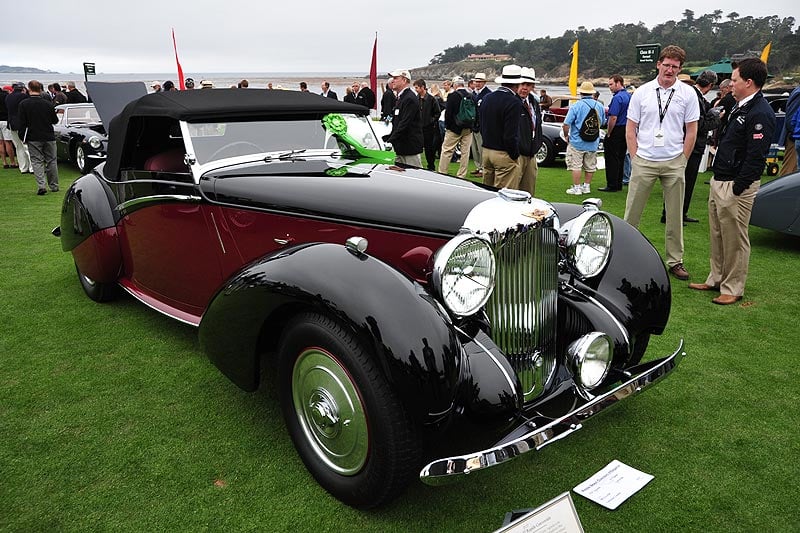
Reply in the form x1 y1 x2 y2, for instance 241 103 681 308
624 45 699 281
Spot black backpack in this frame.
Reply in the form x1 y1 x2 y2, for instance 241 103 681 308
578 101 600 142
455 91 477 129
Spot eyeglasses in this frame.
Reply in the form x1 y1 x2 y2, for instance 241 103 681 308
660 64 681 70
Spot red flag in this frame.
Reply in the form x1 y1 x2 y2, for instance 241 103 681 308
172 28 185 90
369 33 377 109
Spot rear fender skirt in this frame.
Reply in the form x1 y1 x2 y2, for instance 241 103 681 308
59 172 119 252
198 242 462 425
71 227 122 284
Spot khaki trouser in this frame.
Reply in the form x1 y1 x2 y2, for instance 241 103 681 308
471 132 483 170
779 133 797 176
624 153 687 268
396 153 421 168
10 129 31 172
438 128 472 178
705 179 759 296
482 148 521 189
517 155 538 196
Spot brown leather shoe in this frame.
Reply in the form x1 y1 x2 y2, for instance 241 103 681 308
712 294 742 305
688 283 719 291
669 263 690 281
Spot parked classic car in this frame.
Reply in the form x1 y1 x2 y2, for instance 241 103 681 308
54 103 108 173
56 85 685 509
750 171 800 235
537 121 569 167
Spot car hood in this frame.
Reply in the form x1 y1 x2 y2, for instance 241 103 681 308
202 160 499 236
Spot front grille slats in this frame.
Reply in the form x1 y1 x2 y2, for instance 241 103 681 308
486 226 558 402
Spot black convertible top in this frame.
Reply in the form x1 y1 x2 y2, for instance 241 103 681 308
115 88 368 122
103 88 368 180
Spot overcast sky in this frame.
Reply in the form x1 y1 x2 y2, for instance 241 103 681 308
3 2 794 74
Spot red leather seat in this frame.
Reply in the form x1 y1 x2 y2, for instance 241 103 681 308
143 148 188 172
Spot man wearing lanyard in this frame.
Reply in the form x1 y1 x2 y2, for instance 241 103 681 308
624 45 699 281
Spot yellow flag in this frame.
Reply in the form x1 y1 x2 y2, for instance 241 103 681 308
569 40 579 97
761 42 772 63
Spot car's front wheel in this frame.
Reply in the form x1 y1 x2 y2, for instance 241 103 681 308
536 137 556 167
75 262 117 302
74 145 95 174
278 312 421 508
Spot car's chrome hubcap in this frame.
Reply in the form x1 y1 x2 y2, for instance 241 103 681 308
292 348 368 475
77 147 85 170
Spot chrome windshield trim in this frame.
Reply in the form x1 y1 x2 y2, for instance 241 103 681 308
118 194 202 213
419 339 685 485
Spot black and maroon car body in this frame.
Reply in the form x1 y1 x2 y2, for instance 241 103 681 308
56 85 685 508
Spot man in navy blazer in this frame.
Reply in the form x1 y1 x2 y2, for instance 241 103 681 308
320 81 338 100
383 68 423 167
480 65 523 189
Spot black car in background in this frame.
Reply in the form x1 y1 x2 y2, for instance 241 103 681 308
54 103 108 173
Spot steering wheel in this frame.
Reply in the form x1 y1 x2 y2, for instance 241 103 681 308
209 141 263 160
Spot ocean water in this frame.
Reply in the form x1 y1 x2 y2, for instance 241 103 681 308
1 71 607 101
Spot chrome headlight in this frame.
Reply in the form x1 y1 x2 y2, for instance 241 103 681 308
562 211 613 278
568 332 613 389
88 136 102 150
432 234 495 317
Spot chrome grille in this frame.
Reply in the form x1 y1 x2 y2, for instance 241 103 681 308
486 225 558 402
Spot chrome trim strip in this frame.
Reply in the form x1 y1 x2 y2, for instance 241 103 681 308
209 211 226 254
119 284 200 328
419 340 685 485
455 326 517 394
568 285 631 346
118 194 202 212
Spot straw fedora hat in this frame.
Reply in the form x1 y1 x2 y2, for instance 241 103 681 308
495 65 523 84
578 81 595 94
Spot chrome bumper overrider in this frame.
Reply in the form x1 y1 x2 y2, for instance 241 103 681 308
419 340 686 485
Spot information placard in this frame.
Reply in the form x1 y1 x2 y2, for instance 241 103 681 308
494 492 584 533
573 460 654 510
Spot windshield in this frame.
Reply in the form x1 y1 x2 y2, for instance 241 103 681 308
187 114 383 166
66 107 101 126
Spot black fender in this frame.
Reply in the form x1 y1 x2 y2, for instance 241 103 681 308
59 171 123 283
198 242 463 425
553 202 671 364
60 171 119 252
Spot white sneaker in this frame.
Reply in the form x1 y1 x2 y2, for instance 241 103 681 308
581 183 590 194
566 185 582 195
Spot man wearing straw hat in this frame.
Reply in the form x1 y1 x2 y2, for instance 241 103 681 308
563 81 606 195
469 73 491 177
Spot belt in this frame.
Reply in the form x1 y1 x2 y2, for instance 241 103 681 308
713 176 734 182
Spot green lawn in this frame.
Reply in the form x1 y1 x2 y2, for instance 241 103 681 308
1 161 798 532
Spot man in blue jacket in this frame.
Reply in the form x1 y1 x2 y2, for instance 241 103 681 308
479 65 523 189
689 58 775 305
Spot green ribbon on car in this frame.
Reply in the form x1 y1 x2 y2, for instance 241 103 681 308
322 113 395 165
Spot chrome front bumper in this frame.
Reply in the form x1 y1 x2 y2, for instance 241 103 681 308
419 340 686 485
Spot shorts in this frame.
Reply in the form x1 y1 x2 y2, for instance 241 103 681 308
565 144 598 172
0 121 12 141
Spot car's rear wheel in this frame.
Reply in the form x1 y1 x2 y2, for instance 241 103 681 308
75 262 117 302
536 137 556 167
278 312 421 508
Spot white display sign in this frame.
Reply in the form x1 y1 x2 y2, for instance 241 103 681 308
494 492 585 533
573 460 654 510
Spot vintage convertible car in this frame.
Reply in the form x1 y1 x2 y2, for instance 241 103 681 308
54 103 108 173
56 86 685 509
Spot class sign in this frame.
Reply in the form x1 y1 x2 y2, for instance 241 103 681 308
636 44 661 64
